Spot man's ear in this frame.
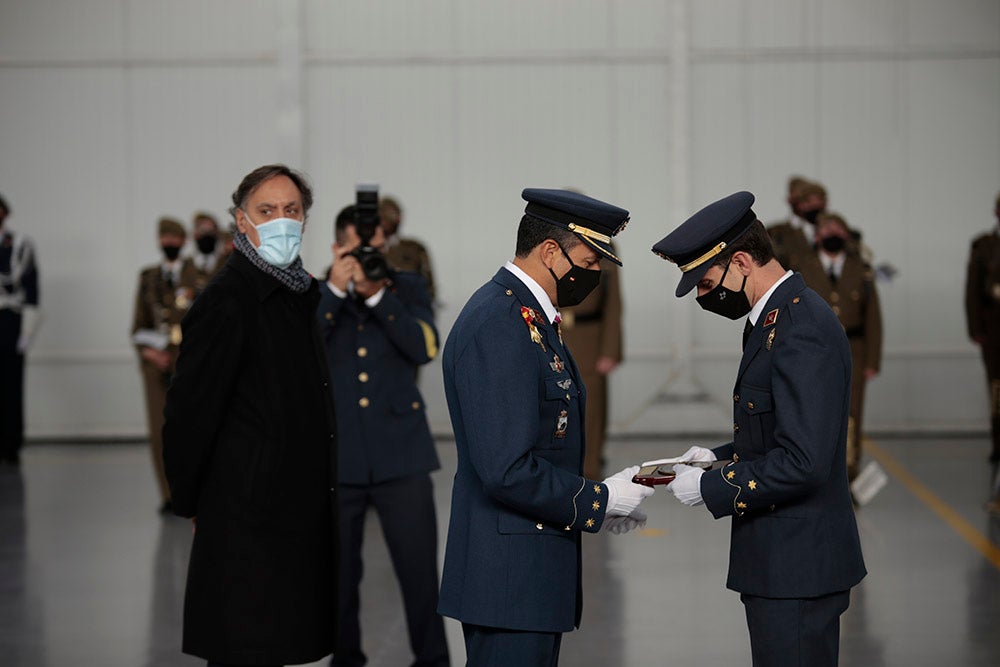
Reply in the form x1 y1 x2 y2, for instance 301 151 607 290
732 251 753 275
538 239 561 269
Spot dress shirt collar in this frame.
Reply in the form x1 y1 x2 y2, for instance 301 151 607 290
790 214 815 244
818 252 846 277
748 270 793 326
504 260 560 325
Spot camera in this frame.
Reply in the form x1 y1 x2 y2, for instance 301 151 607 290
350 183 389 282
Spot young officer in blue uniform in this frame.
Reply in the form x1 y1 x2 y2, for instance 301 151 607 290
439 188 654 667
318 205 449 667
648 192 866 667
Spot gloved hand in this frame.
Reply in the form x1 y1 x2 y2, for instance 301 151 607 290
603 508 647 535
603 465 655 516
666 463 705 506
642 445 716 467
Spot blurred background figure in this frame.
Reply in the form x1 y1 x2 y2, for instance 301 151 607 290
965 192 1000 482
812 212 883 485
380 195 436 302
319 203 448 667
0 194 41 467
767 177 828 272
190 211 224 292
130 217 197 514
560 242 623 480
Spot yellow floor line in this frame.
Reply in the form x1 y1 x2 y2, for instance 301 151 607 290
866 438 1000 570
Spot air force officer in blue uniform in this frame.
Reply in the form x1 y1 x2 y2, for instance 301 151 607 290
318 205 449 667
649 192 866 667
439 189 655 667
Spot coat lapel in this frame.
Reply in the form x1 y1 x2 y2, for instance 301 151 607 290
735 273 806 384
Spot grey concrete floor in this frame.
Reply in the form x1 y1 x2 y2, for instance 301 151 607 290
1 436 999 666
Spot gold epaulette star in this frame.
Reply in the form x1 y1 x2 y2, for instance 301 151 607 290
592 501 601 511
585 518 595 528
727 470 736 480
748 480 757 490
737 502 747 509
593 485 602 494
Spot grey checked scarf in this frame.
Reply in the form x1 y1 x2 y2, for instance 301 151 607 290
234 231 312 294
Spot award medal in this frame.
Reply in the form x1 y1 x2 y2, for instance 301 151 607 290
520 306 546 352
550 355 565 373
554 410 568 438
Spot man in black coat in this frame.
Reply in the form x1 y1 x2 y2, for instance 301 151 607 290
164 164 339 667
318 205 448 667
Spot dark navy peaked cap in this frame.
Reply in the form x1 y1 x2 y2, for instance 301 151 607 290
651 191 757 297
522 188 630 266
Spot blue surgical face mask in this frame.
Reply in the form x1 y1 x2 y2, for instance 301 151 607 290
244 213 303 269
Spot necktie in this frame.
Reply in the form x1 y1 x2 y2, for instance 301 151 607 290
828 266 838 285
742 319 753 351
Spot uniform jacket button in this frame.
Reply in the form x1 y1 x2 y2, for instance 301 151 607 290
358 372 369 382
357 347 368 357
536 523 544 530
359 397 370 408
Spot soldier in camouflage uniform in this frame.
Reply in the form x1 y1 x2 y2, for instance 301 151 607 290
766 179 827 274
131 217 198 513
965 192 1000 469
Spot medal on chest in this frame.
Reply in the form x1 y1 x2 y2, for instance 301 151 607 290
554 410 568 438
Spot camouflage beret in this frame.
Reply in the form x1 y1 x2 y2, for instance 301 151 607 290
158 217 186 237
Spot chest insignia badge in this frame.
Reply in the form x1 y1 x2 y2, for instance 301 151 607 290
763 308 779 327
766 328 776 350
554 410 568 438
557 379 572 390
520 306 546 352
550 355 565 373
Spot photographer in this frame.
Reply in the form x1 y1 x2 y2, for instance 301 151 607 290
318 202 449 667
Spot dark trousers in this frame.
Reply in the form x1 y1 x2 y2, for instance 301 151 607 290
981 344 1000 463
462 624 562 667
331 474 449 667
207 663 279 667
0 350 24 462
741 590 850 667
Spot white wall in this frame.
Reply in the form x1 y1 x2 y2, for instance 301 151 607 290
1 0 998 438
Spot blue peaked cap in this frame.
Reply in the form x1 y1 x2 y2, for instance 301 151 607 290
522 188 630 266
651 191 758 297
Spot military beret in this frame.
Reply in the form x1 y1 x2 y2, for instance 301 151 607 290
158 217 187 238
651 191 757 297
522 188 630 266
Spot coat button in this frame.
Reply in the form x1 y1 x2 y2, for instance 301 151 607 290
359 397 370 408
734 423 740 433
830 292 840 303
536 523 544 530
388 314 396 321
358 347 368 357
747 402 755 410
325 312 333 320
358 324 364 332
358 372 369 382
733 453 740 462
793 297 801 304
506 290 513 296
733 394 740 403
412 401 420 410
832 305 841 315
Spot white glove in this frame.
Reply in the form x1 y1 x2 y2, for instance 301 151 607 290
666 463 705 506
603 465 655 516
16 306 42 354
642 445 716 467
603 508 647 535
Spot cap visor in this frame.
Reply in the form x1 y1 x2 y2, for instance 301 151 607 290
675 263 710 297
580 236 622 266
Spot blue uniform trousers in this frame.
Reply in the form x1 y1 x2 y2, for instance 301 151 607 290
332 474 448 667
462 624 561 667
741 590 850 667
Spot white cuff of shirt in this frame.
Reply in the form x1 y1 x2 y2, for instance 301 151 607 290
327 281 385 308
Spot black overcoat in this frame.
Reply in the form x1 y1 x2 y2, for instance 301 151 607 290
163 251 339 665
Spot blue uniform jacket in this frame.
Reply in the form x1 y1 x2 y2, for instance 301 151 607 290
317 271 440 485
438 267 608 633
702 273 867 598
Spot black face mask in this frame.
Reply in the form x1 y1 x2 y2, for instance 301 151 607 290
196 235 218 255
800 209 821 225
819 236 846 253
548 244 601 308
161 245 181 261
696 262 751 320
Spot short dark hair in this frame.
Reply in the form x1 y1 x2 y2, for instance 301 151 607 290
514 214 581 258
713 220 775 268
230 164 313 216
334 205 356 243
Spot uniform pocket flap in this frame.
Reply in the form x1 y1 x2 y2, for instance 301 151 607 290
737 387 773 414
498 510 572 537
543 376 574 401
